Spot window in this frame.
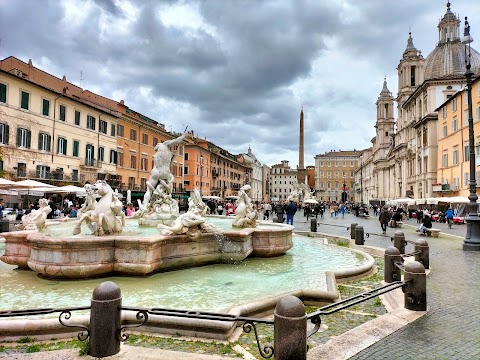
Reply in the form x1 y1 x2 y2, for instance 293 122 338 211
185 153 189 160
442 107 447 118
99 120 107 134
109 149 117 164
57 137 67 155
87 115 96 130
141 157 147 171
117 124 124 137
142 133 148 144
128 177 135 189
130 154 137 169
98 147 105 162
36 165 50 179
75 110 81 125
184 166 188 175
118 152 124 167
0 83 6 103
410 65 416 86
72 169 79 182
73 140 79 157
42 99 50 116
16 128 31 148
130 129 137 141
442 152 448 168
20 91 29 110
86 144 95 166
153 137 158 147
452 98 457 112
476 106 480 121
465 141 472 162
38 132 51 152
110 124 116 137
453 147 459 165
17 162 26 177
452 118 457 132
442 123 447 137
141 178 147 191
0 123 9 144
59 104 66 121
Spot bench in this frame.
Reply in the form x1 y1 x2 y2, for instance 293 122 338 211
425 228 440 238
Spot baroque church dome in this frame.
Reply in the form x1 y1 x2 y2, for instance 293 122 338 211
423 2 480 80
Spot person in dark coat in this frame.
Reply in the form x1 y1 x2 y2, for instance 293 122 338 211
274 202 285 223
379 207 390 234
285 200 297 225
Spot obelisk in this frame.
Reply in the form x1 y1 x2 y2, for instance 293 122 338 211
297 107 306 184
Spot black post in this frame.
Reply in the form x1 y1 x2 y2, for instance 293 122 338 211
384 246 402 283
89 281 122 358
274 296 307 359
354 225 364 245
350 223 358 240
393 230 406 254
415 238 429 269
403 261 427 311
462 17 480 251
310 218 317 232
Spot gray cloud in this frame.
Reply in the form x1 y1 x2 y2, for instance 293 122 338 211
1 0 479 168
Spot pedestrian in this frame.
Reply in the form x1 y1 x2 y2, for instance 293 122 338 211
126 203 135 217
340 204 346 218
274 202 285 223
379 207 389 234
217 202 224 215
0 199 4 218
264 202 271 220
47 197 55 219
285 200 297 225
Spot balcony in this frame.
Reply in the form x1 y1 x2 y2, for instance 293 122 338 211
80 158 102 169
212 170 218 178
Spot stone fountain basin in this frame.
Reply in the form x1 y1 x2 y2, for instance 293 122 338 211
0 221 293 279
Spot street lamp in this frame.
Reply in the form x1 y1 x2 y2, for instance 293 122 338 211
200 154 203 196
462 17 480 251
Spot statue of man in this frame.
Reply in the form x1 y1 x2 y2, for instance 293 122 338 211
140 132 187 212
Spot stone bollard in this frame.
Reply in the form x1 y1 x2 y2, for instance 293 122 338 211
414 238 429 269
350 223 358 240
274 296 307 359
384 246 402 283
310 218 317 232
89 281 122 358
354 225 364 245
393 230 406 254
403 261 427 311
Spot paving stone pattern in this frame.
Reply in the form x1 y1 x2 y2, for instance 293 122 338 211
292 211 480 359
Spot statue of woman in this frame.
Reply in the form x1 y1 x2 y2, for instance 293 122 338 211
232 184 257 228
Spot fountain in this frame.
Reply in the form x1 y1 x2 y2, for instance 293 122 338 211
0 133 293 279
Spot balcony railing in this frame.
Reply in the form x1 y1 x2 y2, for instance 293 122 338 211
80 158 102 169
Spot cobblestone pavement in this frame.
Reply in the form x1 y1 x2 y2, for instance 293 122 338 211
290 211 480 359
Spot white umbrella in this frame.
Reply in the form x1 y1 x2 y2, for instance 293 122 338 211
13 179 56 188
57 185 87 195
0 178 20 188
304 199 319 204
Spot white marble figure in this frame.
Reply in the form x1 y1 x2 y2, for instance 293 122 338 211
137 132 187 226
77 183 96 218
17 198 51 230
73 180 124 236
157 188 217 238
232 184 258 228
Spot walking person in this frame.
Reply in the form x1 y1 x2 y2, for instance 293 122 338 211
285 200 297 225
274 202 285 223
379 207 389 234
263 202 271 220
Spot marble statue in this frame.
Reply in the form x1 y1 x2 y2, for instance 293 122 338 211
17 198 51 230
73 180 124 236
77 183 95 217
157 188 217 238
232 184 258 228
137 132 187 226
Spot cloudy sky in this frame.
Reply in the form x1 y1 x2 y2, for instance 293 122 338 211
1 0 479 168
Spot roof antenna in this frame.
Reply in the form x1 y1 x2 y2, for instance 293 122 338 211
80 70 83 88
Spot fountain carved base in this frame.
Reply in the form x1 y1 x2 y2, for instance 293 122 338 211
0 223 293 279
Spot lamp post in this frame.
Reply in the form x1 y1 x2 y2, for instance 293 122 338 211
462 17 480 251
200 154 203 196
